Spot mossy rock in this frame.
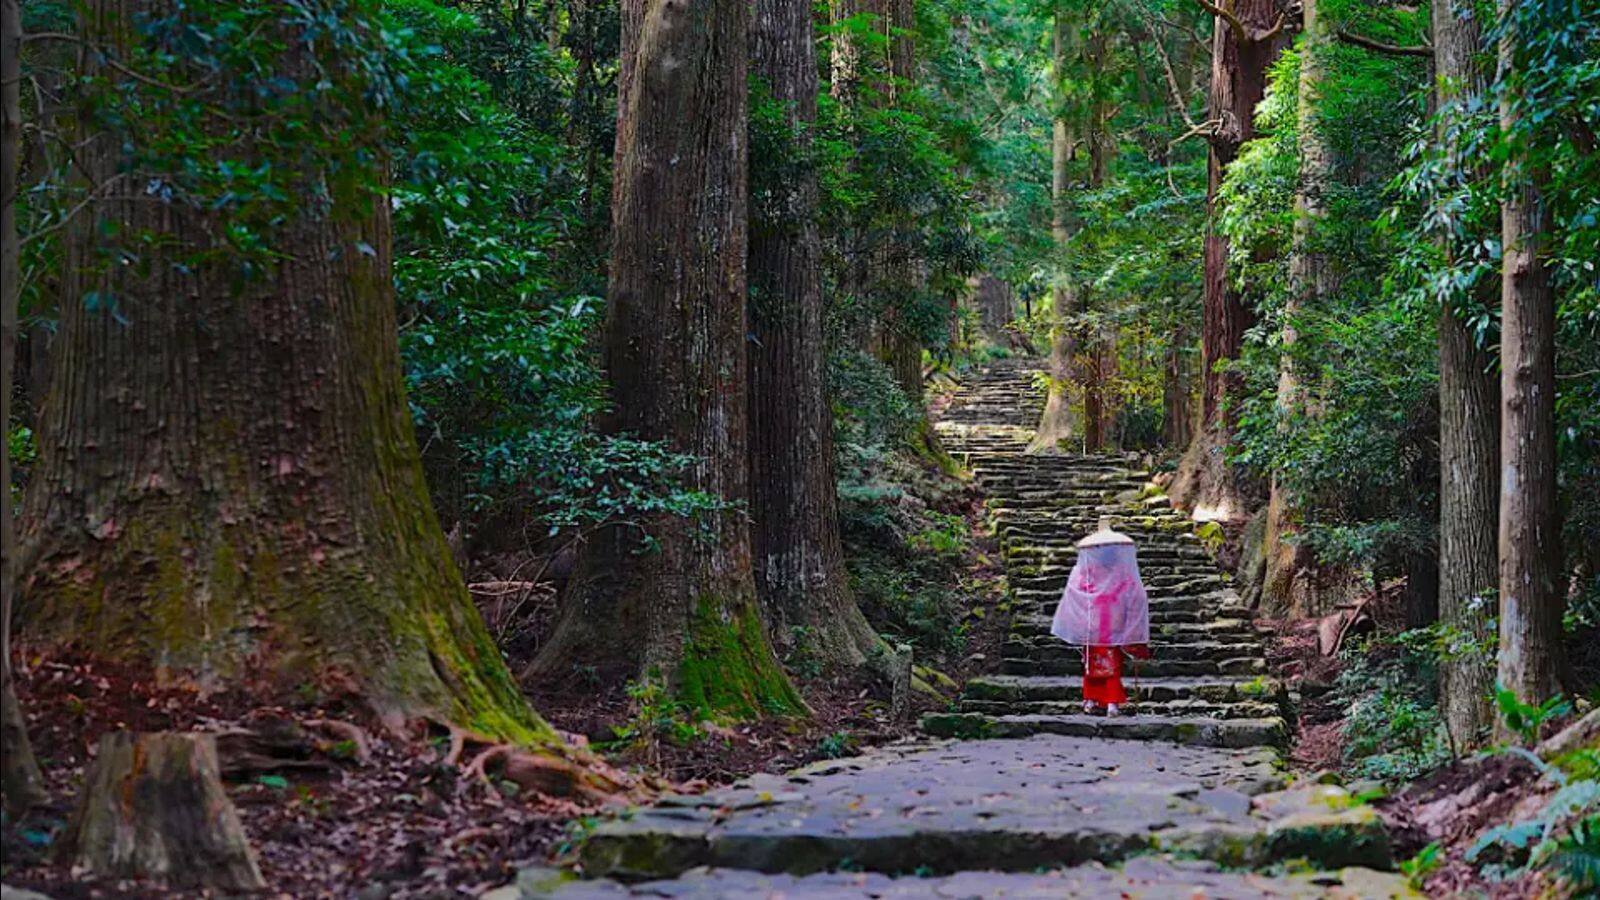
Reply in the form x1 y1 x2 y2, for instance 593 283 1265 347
919 713 996 739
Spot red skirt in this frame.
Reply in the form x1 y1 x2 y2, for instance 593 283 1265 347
1082 645 1149 705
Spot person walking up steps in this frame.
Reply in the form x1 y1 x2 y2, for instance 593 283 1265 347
1051 517 1151 716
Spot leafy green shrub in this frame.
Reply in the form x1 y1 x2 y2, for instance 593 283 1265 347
386 1 717 547
1333 641 1450 783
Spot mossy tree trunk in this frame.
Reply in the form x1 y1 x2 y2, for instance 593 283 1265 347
749 0 882 671
1494 0 1564 726
1 0 48 817
16 0 552 744
1433 0 1499 749
528 0 804 720
1170 0 1288 520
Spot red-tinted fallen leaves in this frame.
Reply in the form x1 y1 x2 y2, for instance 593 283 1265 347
1 655 575 899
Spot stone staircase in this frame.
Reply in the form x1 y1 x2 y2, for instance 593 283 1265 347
924 359 1289 749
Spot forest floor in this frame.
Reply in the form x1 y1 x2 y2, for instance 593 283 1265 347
0 430 1008 899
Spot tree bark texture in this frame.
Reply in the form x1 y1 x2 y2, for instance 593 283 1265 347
1080 52 1113 453
974 274 1017 346
1030 10 1080 454
749 0 881 670
1433 0 1499 749
1170 0 1288 520
65 732 265 890
1 0 48 817
1162 322 1193 448
1495 0 1564 720
529 0 804 719
1262 0 1333 618
16 0 550 743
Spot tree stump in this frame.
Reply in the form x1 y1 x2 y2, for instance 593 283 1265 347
64 732 265 890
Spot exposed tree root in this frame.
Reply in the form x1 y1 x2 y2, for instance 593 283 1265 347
304 718 373 764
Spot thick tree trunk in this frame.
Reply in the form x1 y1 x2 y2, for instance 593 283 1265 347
1170 1 1287 520
1 0 48 817
1262 0 1332 618
17 0 550 743
1495 0 1563 724
1434 0 1498 749
65 732 264 890
530 0 803 719
749 0 881 670
1030 10 1079 454
974 274 1015 344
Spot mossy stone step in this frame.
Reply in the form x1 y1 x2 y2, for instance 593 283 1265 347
965 674 1285 703
1003 656 1268 677
1004 640 1266 665
959 698 1284 720
920 712 1288 749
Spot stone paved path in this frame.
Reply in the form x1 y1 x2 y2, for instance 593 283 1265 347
925 358 1287 747
500 360 1408 898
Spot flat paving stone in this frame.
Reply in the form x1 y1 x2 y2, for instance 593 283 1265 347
578 735 1288 880
497 858 1413 898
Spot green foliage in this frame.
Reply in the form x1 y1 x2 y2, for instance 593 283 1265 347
1551 815 1600 893
385 0 718 546
607 677 705 753
1333 640 1451 783
1221 20 1439 573
814 731 860 760
1494 687 1572 747
1399 841 1443 889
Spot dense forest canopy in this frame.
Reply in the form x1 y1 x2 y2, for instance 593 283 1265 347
1 0 1597 894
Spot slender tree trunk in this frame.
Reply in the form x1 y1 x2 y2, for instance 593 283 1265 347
1170 1 1288 520
1030 8 1079 453
1262 0 1332 618
17 0 550 743
530 0 803 719
1079 49 1112 453
749 0 881 670
1495 0 1563 724
1 0 48 815
1162 321 1193 448
883 0 926 405
1434 0 1498 749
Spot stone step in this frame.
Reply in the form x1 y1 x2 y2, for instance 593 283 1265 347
1002 640 1266 665
920 712 1288 749
1002 656 1268 677
1009 615 1261 639
959 698 1283 720
965 674 1285 703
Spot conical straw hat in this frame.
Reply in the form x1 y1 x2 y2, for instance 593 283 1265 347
1077 516 1134 548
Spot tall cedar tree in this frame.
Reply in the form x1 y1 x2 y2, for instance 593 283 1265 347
1261 0 1340 618
16 1 552 743
1495 0 1564 721
1 0 48 815
749 0 882 668
1030 6 1081 453
1434 0 1499 748
528 0 804 718
1170 0 1289 520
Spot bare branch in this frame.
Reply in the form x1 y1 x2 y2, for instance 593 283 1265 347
1335 27 1433 58
1191 0 1247 42
1255 12 1288 43
1151 36 1199 130
1154 12 1213 54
